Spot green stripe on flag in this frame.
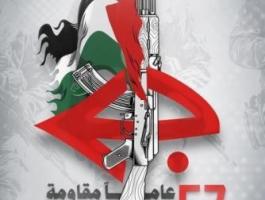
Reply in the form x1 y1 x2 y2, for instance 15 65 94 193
78 31 125 73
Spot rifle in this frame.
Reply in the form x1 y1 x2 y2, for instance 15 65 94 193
104 1 161 199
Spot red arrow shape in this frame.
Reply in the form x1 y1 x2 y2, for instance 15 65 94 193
36 68 219 182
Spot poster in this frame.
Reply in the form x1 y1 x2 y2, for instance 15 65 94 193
0 0 264 199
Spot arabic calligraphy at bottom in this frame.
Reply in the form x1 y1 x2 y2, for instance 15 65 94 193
47 183 226 200
47 183 176 200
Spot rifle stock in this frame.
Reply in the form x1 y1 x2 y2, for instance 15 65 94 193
120 166 148 200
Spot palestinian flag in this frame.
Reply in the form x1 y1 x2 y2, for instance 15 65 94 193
39 0 144 115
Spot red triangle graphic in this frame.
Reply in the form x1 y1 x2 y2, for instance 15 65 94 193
36 69 219 182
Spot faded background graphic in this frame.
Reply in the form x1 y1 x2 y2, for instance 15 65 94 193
0 0 265 199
